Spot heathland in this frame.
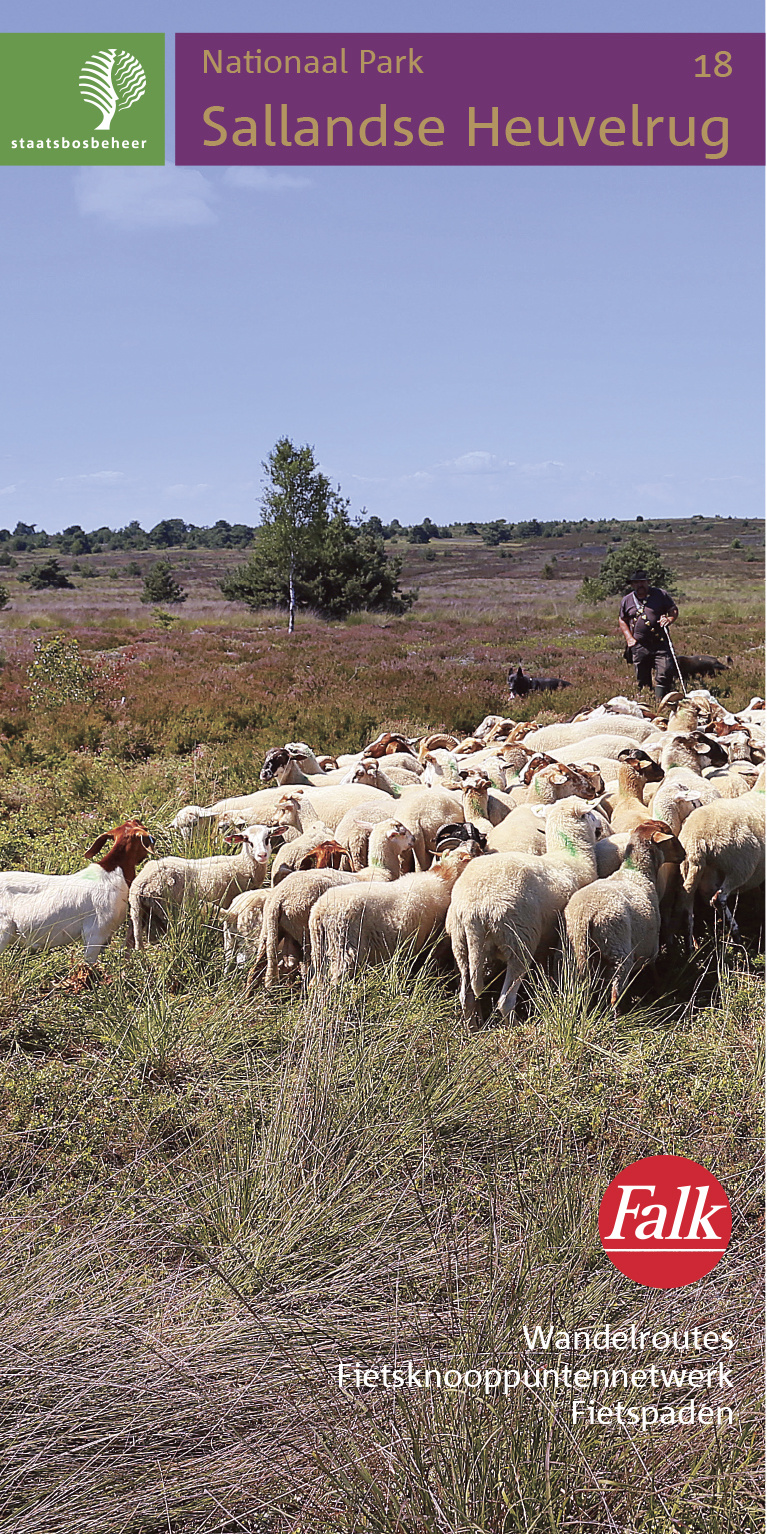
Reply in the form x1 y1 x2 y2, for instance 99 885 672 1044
0 515 762 1532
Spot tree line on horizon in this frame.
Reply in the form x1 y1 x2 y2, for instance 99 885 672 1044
0 509 745 558
1 443 757 630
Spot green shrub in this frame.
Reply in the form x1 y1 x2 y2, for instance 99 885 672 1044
141 560 187 605
19 557 74 590
27 635 97 707
579 536 675 600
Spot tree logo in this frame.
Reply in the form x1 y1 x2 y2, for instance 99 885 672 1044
79 49 147 130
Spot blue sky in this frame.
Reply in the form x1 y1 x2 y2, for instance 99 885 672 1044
2 0 763 532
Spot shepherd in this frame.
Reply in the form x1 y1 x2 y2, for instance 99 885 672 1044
618 570 679 703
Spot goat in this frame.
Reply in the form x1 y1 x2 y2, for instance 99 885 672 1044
0 819 154 965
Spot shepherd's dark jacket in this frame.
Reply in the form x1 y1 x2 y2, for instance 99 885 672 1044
619 587 677 652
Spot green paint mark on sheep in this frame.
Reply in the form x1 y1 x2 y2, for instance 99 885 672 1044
556 830 579 858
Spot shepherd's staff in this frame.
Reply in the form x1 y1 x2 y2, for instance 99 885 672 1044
663 624 688 696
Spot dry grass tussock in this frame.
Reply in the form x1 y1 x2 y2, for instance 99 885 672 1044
0 935 762 1532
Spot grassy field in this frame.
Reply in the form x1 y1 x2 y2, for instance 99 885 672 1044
0 517 763 1532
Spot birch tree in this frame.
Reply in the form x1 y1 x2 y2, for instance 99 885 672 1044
220 438 413 626
259 440 327 633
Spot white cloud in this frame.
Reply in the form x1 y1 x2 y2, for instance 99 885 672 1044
223 166 310 191
435 451 514 476
518 460 565 478
165 483 212 499
0 485 16 496
56 470 125 486
75 166 217 227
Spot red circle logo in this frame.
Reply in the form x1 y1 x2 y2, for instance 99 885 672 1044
598 1155 732 1289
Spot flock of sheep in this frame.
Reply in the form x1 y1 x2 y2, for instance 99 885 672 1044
0 687 762 1015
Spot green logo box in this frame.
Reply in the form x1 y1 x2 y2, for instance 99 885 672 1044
0 34 164 164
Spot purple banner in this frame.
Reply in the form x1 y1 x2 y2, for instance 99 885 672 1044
175 33 764 167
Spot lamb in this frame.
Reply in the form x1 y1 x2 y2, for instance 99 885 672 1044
334 801 402 871
594 832 632 878
422 753 464 789
564 821 685 1009
446 799 606 1022
659 730 729 775
129 823 281 950
679 771 766 942
700 733 763 800
309 845 476 983
175 775 398 841
703 764 761 800
648 781 705 837
255 820 416 989
0 819 154 966
458 772 495 839
578 697 652 721
221 888 271 971
222 839 351 972
485 804 548 857
607 750 665 834
645 733 725 810
459 769 513 829
268 793 337 885
355 784 467 871
259 745 360 787
520 760 602 807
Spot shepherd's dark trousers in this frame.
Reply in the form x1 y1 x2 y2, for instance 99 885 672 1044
632 645 676 702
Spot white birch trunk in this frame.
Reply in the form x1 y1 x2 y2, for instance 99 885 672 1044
288 552 296 634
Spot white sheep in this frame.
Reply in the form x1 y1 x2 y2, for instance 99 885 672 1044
255 820 416 989
523 716 658 751
222 837 351 970
485 804 547 856
459 770 505 834
607 750 666 834
262 783 397 835
564 821 685 1008
309 845 476 983
650 781 705 836
517 760 602 809
446 798 606 1021
171 787 294 840
679 770 766 942
221 888 271 971
267 793 337 884
0 820 154 966
359 784 467 871
129 823 280 949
